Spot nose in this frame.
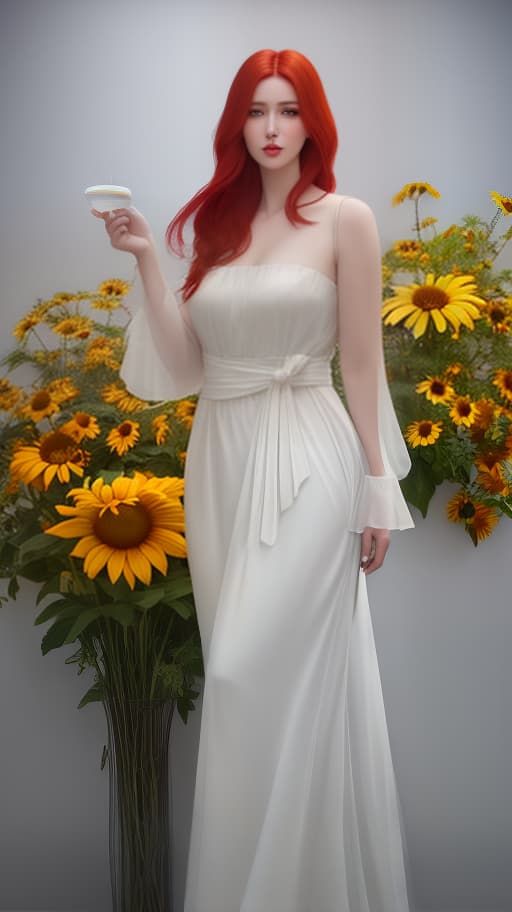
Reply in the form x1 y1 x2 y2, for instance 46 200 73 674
265 112 278 138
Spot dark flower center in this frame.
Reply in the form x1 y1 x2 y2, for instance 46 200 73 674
39 431 81 465
94 502 152 548
431 381 445 396
413 286 448 312
490 306 505 323
456 400 471 417
460 501 476 519
31 391 52 410
118 422 134 437
418 421 433 436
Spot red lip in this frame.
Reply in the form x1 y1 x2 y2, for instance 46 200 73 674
263 144 282 151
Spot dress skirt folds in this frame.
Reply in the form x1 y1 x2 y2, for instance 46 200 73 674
121 262 416 912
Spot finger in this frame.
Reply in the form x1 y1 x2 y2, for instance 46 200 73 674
110 226 129 246
91 208 107 219
360 528 373 570
364 534 389 575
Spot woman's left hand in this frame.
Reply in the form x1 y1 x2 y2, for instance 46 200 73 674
360 527 390 574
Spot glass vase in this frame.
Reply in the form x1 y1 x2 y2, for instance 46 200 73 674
103 696 175 912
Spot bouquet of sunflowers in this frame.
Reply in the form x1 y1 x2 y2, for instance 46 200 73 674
382 184 512 544
0 278 202 717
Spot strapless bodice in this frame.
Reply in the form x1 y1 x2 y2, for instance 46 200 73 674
188 263 338 360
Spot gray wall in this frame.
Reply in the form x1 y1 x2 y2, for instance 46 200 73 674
1 1 511 911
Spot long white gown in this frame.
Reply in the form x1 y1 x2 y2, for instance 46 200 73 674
122 255 416 911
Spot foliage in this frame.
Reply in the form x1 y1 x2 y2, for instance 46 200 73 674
382 185 512 544
0 279 202 721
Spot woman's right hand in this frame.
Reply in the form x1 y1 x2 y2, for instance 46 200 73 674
91 206 153 257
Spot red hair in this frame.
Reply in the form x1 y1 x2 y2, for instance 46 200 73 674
166 49 338 300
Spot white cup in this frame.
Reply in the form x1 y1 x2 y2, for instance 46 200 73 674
84 184 132 213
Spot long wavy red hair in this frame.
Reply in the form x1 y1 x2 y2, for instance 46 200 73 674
166 49 338 300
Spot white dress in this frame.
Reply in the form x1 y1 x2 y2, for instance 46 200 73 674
122 255 416 912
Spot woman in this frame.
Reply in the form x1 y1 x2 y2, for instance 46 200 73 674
95 48 415 912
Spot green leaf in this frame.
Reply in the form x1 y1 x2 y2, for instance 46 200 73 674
78 681 104 710
401 460 437 517
18 532 61 563
41 618 79 655
64 607 101 643
7 576 19 599
95 575 132 601
35 597 83 626
168 598 194 620
100 601 137 627
35 574 67 604
130 587 167 609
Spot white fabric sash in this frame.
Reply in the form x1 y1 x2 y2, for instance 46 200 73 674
201 353 332 546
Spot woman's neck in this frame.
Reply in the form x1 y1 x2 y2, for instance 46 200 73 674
257 161 301 218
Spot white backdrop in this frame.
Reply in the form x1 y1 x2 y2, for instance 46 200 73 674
1 1 511 911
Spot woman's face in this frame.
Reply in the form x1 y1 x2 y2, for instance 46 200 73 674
242 76 308 171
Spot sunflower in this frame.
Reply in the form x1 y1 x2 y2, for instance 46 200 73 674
97 278 131 297
481 299 512 334
476 464 511 496
0 378 22 411
13 313 41 342
101 382 148 413
18 389 60 422
60 412 101 442
420 217 438 229
405 419 443 448
415 375 455 405
84 337 123 370
493 369 512 404
475 445 510 474
107 420 140 455
445 363 464 378
46 377 80 404
152 414 170 446
52 316 94 339
446 490 499 541
392 239 422 259
9 430 87 489
45 472 187 589
51 292 79 305
470 398 497 441
382 273 484 338
175 399 197 429
449 396 477 427
489 191 512 215
90 297 122 312
392 182 440 206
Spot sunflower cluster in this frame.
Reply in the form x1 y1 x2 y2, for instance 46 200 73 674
382 185 512 544
0 279 201 718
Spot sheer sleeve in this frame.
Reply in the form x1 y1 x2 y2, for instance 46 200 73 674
120 262 203 402
335 196 414 532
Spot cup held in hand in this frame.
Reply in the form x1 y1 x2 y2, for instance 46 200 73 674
84 185 132 214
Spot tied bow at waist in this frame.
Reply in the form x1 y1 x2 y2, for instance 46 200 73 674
201 353 332 546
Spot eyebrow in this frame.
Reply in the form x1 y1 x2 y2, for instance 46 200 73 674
250 100 299 106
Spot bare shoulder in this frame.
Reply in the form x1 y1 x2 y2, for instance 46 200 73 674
311 192 377 236
332 194 377 226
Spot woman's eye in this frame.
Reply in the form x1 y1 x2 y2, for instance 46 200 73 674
282 109 299 116
248 109 263 117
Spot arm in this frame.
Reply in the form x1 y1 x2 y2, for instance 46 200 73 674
336 197 413 573
94 208 203 400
